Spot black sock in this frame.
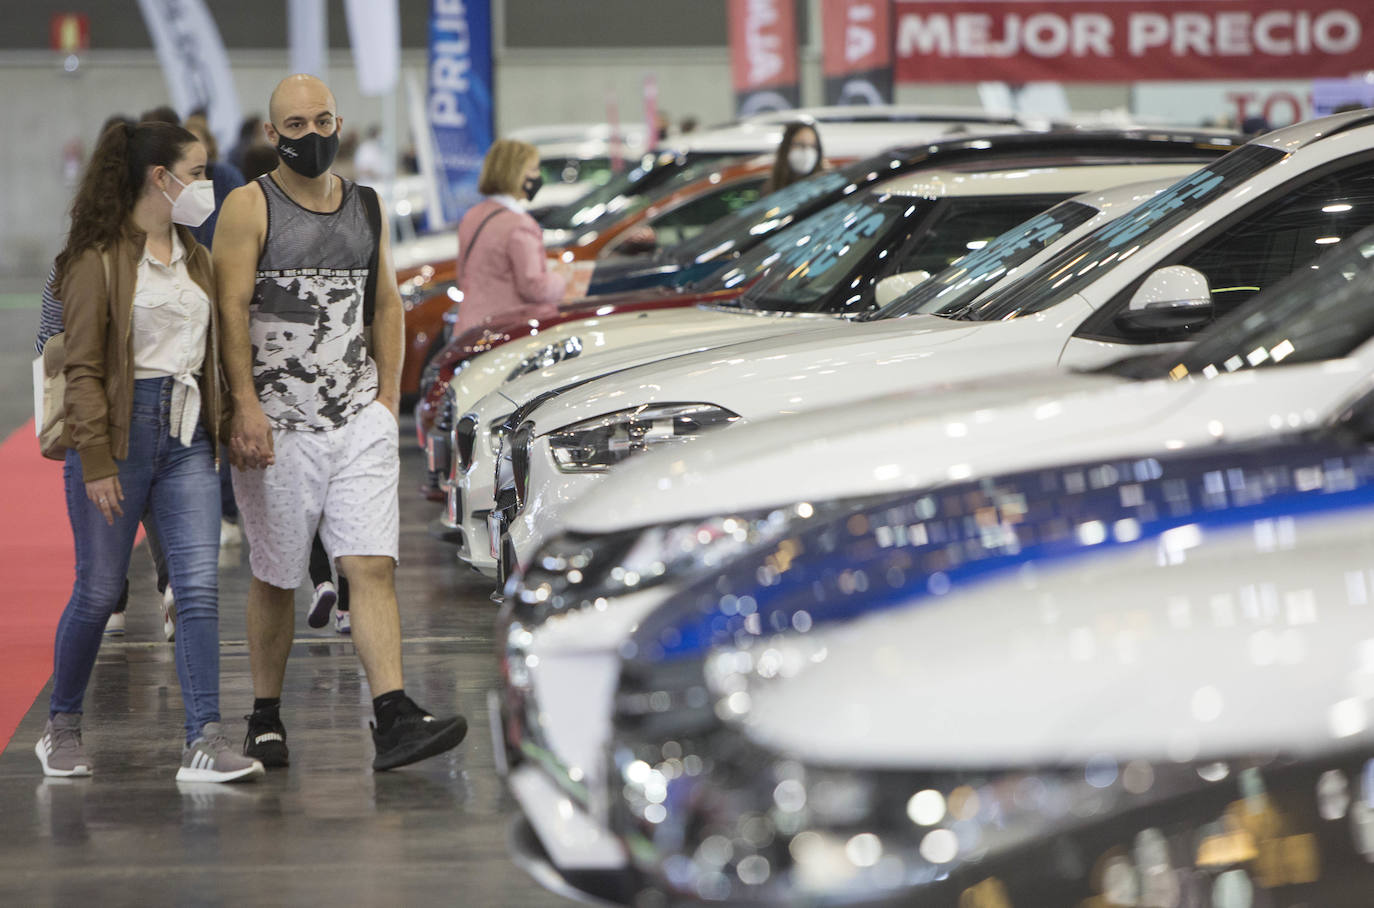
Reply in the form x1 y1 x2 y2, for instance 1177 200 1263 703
373 690 408 732
253 697 281 714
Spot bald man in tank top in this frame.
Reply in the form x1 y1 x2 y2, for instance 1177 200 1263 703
213 74 467 772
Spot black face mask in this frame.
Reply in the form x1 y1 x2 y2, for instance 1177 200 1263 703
522 175 543 201
275 130 339 179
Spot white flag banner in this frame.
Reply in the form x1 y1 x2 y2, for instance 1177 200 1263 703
288 0 329 81
345 0 400 97
136 0 242 152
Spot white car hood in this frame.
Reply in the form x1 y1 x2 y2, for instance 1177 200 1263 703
737 504 1374 767
490 314 838 412
453 305 836 412
560 357 1366 532
529 307 1092 433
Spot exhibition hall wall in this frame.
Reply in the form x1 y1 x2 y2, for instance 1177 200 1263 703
0 0 1234 278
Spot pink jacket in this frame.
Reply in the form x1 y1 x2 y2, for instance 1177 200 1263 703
453 199 566 337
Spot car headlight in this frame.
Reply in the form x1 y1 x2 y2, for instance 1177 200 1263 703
547 403 740 473
511 421 535 510
610 723 1261 905
454 412 479 472
505 336 583 383
435 385 458 434
420 355 468 401
510 498 866 626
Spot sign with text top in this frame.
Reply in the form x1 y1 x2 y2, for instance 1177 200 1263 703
823 0 895 105
728 0 801 116
894 0 1372 83
427 0 493 228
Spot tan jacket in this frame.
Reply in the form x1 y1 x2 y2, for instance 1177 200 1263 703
58 220 228 481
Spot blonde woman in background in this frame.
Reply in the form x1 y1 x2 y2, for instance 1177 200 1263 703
451 139 570 338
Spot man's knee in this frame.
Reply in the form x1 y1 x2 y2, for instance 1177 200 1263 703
250 577 297 608
337 555 395 586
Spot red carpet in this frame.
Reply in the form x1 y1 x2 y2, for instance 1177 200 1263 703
0 420 71 750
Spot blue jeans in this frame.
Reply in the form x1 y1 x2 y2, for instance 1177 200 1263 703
51 378 222 743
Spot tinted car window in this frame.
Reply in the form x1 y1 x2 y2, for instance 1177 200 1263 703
672 159 890 267
1161 226 1374 378
732 196 930 314
639 177 768 250
540 156 614 188
1077 152 1374 344
1172 164 1374 312
540 151 741 232
957 144 1286 323
871 200 1098 320
879 195 1073 296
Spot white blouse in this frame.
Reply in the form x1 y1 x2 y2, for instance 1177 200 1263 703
131 230 210 446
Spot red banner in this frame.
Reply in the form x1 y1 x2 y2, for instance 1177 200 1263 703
50 13 90 53
895 0 1371 83
822 0 895 104
823 0 893 76
728 0 801 115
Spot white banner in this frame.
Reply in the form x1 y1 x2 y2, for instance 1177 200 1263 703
288 0 329 81
136 0 242 152
1133 80 1314 128
345 0 400 97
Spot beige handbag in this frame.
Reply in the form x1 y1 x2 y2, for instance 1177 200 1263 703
36 250 110 461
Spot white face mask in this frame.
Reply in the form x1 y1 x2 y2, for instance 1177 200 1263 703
162 172 216 228
788 146 819 175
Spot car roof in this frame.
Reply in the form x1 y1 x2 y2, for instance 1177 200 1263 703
874 158 1206 199
1251 108 1374 153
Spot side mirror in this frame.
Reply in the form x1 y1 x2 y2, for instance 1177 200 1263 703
874 270 932 308
1116 265 1213 333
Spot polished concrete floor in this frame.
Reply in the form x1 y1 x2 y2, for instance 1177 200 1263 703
0 303 576 906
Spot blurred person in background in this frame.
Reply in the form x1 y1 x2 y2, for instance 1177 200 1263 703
764 120 825 193
183 111 245 250
240 144 279 181
38 119 262 783
451 138 570 339
353 124 387 186
227 114 264 175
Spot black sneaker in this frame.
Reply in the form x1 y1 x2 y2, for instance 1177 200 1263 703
243 709 290 767
371 699 467 771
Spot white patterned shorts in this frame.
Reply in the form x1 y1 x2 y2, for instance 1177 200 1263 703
232 399 400 590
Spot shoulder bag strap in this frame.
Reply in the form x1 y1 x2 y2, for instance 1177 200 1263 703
458 206 510 280
358 184 382 327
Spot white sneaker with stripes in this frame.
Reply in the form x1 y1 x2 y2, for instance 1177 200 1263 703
176 722 265 783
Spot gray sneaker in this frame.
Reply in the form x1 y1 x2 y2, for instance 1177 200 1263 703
176 722 265 783
35 713 92 777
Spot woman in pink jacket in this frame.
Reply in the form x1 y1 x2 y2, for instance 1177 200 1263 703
453 139 566 338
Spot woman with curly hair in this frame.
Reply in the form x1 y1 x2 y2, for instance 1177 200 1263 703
37 119 263 783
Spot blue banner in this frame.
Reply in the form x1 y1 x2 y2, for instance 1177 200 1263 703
427 0 493 228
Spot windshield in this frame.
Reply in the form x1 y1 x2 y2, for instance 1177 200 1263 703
539 151 739 232
670 157 894 267
867 200 1099 320
949 144 1287 323
719 195 928 314
1158 225 1374 379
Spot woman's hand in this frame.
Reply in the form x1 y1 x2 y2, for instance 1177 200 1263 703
85 475 124 526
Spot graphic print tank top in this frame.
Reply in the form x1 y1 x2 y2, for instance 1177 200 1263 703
252 174 378 430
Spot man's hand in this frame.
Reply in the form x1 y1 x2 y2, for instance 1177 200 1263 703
230 402 275 470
